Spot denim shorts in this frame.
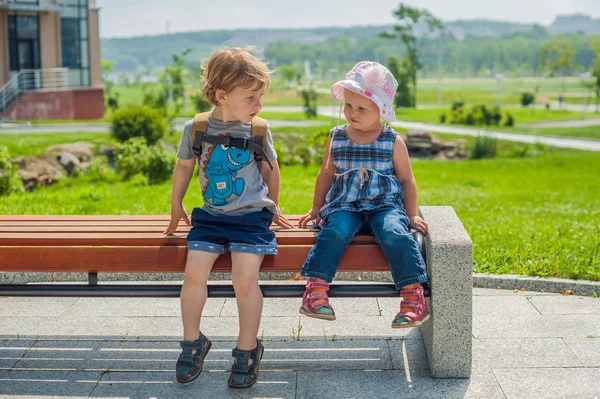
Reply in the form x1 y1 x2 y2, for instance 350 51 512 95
186 207 277 255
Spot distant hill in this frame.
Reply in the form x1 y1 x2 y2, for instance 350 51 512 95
549 14 600 34
101 16 600 73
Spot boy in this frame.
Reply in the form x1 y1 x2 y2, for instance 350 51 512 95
164 47 292 388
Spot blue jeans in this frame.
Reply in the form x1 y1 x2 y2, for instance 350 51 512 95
301 206 429 289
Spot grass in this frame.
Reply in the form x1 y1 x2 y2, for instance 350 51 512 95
257 112 331 122
0 133 113 157
518 126 600 140
397 107 588 125
110 76 593 109
2 131 598 281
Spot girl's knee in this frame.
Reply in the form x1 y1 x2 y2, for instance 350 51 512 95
379 232 413 250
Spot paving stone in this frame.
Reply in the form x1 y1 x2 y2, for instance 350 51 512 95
221 297 380 317
563 338 600 367
298 315 419 341
528 295 600 315
0 316 137 340
64 297 224 317
474 314 600 339
91 370 297 399
472 338 582 368
0 341 34 370
0 370 101 398
0 297 77 317
493 368 600 398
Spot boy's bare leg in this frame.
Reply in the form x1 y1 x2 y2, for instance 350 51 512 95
231 252 264 351
181 250 220 342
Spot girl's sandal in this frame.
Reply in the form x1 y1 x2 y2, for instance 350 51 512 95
391 285 430 329
299 280 336 320
228 339 264 389
175 332 212 383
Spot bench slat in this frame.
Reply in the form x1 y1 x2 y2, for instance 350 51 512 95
0 245 389 272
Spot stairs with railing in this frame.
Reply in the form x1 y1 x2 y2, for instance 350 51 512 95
0 68 69 116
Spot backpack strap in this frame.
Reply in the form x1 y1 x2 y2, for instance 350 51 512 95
249 116 273 170
191 113 273 170
192 112 211 158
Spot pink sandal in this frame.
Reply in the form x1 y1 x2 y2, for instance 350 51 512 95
392 285 430 328
299 279 336 320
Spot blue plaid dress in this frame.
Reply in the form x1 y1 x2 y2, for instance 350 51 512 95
318 124 404 222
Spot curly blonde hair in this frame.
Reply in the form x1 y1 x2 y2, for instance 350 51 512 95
201 47 271 106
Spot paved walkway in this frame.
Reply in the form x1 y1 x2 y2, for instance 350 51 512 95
1 106 599 151
0 286 599 398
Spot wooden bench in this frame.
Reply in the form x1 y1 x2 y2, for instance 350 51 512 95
0 206 472 378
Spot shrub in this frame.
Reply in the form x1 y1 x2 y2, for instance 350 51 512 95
190 93 212 112
0 146 24 197
299 88 318 119
145 146 176 184
504 113 515 127
520 92 535 107
114 137 175 184
439 113 447 124
469 135 498 159
111 106 167 145
114 137 149 179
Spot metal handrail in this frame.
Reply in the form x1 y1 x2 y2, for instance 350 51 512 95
0 68 69 114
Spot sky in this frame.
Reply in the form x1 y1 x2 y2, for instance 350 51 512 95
96 0 600 38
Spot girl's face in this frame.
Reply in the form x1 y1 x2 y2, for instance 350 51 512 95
342 89 382 131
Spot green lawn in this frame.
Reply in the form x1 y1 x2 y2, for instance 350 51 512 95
2 131 598 281
396 107 588 125
518 126 600 140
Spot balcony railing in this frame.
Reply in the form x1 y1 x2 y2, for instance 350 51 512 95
0 68 69 114
0 0 65 12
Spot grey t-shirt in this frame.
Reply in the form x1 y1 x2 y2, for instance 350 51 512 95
176 117 278 216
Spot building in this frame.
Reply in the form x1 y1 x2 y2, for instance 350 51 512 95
0 0 103 120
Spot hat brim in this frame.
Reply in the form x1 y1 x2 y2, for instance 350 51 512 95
331 80 396 122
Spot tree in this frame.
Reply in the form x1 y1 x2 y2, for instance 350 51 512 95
386 55 412 107
540 38 575 104
278 64 300 87
591 37 600 113
101 60 120 113
380 3 444 108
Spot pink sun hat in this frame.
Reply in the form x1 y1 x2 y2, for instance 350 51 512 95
330 61 398 123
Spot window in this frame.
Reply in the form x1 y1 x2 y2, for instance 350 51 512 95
7 14 41 71
60 1 90 86
61 18 80 68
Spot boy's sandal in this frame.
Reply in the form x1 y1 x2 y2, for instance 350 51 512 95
228 339 264 389
391 286 430 329
176 332 212 383
299 280 336 321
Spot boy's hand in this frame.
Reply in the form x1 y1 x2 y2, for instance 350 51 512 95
273 209 294 229
164 204 191 235
298 206 321 228
409 215 428 236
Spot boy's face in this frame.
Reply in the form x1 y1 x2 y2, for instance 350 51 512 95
342 89 381 131
219 85 265 123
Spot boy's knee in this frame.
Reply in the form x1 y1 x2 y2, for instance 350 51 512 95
184 266 210 284
232 277 258 296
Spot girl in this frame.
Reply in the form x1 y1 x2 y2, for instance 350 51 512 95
298 61 429 328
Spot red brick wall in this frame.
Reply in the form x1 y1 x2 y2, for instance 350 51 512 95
2 88 104 120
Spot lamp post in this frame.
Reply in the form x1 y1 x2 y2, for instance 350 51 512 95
496 74 504 108
328 68 337 122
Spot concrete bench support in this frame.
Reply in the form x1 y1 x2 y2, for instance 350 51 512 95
420 206 473 378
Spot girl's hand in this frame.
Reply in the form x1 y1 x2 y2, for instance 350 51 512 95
273 209 294 229
164 204 191 235
299 206 321 228
409 215 428 236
